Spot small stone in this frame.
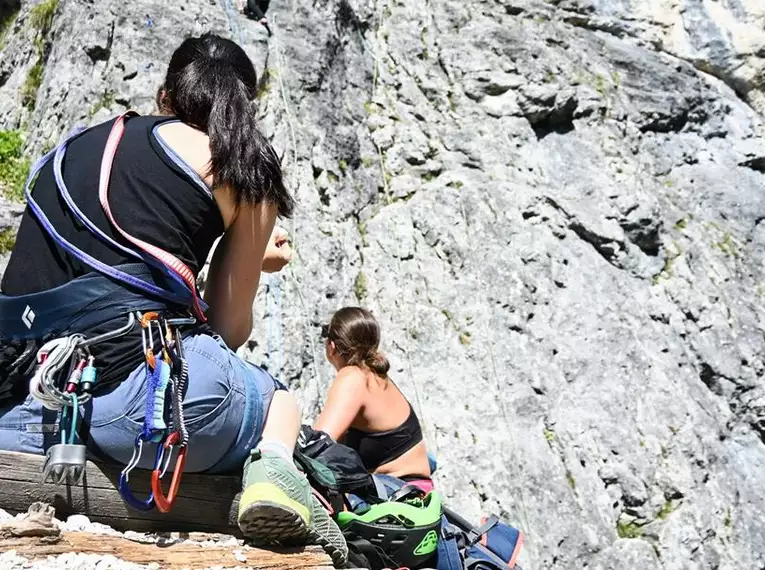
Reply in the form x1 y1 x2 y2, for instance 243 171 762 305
65 514 91 531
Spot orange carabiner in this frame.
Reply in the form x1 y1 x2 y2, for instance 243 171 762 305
140 312 160 369
151 432 188 513
140 311 159 328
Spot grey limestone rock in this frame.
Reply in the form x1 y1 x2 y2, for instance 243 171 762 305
1 0 765 569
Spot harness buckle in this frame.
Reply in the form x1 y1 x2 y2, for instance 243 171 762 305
151 431 188 513
117 433 164 511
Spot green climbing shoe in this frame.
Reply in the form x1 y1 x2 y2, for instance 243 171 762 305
305 492 349 567
237 449 313 543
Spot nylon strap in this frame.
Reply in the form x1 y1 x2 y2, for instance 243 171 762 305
142 357 169 442
52 127 193 304
99 112 207 321
24 120 202 309
25 138 188 304
467 515 499 545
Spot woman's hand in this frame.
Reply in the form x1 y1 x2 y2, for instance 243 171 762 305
262 226 292 273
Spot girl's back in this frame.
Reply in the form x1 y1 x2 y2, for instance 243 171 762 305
2 115 223 296
317 307 431 479
349 368 411 432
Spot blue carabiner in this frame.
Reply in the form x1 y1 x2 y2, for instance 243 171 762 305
117 434 164 511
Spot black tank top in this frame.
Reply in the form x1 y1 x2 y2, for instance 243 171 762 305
344 396 424 471
1 115 224 387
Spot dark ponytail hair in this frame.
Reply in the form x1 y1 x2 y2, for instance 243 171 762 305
158 33 293 216
327 307 391 377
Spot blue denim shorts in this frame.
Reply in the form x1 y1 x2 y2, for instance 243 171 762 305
0 334 285 473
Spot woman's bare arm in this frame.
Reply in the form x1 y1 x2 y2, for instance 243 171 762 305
314 369 366 441
203 200 278 349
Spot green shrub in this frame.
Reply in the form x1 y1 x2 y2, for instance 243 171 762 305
30 0 58 34
0 130 30 201
0 227 16 253
0 5 20 49
617 521 643 539
354 271 367 300
21 59 43 109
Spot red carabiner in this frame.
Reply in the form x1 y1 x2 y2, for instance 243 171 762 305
151 432 187 513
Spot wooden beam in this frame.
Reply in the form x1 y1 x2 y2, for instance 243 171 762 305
0 533 335 570
0 450 243 534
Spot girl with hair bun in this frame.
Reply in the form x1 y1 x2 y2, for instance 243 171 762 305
316 307 433 490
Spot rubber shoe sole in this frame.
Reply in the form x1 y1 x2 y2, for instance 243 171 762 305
238 482 311 543
241 502 347 567
283 494 348 567
238 500 309 543
306 526 348 568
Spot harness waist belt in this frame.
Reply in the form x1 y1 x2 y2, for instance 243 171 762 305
0 263 177 341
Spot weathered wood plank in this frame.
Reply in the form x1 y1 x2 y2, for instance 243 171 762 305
0 450 243 534
0 532 335 569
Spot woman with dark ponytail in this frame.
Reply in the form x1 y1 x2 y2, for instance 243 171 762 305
315 307 433 488
0 34 346 563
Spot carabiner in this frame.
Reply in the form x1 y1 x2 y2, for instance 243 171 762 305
140 311 160 328
117 434 164 511
151 432 188 513
141 313 159 370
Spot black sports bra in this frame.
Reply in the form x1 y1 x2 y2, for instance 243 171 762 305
344 403 424 471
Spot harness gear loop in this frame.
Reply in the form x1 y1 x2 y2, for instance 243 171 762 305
78 313 138 350
99 113 207 321
151 431 188 513
118 434 164 511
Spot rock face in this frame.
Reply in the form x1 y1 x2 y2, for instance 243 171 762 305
1 1 765 569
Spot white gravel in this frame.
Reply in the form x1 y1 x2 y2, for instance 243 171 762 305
0 513 252 570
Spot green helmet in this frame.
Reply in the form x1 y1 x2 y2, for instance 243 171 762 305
337 490 443 569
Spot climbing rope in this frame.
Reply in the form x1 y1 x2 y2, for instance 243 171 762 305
459 195 535 561
266 13 328 410
269 13 301 259
220 0 246 46
266 273 284 383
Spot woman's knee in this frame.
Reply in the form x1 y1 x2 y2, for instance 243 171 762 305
269 389 301 419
